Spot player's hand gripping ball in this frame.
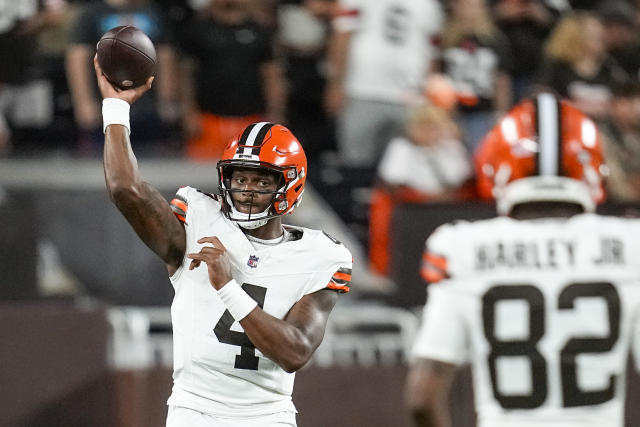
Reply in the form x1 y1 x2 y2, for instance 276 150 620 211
96 25 156 91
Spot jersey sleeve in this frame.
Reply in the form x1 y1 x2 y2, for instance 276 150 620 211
305 232 353 295
326 266 352 293
169 186 221 225
411 283 470 365
420 223 458 284
170 187 190 224
413 222 471 364
168 186 222 284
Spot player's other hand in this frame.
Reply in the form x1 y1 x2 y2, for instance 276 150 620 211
187 236 233 290
93 55 153 105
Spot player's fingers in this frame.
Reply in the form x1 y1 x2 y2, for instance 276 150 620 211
197 237 225 251
188 259 200 270
93 55 104 77
146 76 154 89
197 236 227 251
197 236 217 245
211 237 227 251
187 253 205 261
198 246 221 255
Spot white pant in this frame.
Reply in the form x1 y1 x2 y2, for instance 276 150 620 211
166 406 297 427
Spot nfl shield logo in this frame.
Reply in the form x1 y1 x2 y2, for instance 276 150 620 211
247 255 259 268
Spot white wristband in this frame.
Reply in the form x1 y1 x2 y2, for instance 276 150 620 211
217 279 258 321
102 98 131 135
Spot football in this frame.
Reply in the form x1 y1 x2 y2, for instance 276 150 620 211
96 25 156 90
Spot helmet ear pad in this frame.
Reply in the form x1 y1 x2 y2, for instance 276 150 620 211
217 122 308 224
474 93 607 214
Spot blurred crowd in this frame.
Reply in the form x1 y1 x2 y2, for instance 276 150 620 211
3 0 640 276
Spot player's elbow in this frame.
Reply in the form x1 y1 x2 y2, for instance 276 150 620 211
108 182 143 207
279 340 314 373
280 351 311 373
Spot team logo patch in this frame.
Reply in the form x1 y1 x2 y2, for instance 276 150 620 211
247 255 259 268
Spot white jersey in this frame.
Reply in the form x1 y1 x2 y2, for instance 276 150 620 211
166 187 352 417
412 214 640 427
334 0 443 103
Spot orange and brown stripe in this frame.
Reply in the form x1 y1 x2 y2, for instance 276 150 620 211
420 252 450 284
326 267 351 293
170 195 188 224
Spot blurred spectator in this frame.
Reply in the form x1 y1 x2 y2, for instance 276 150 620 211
179 0 285 161
567 0 602 10
278 0 337 164
32 0 84 153
439 0 513 154
601 82 640 201
599 1 640 83
369 104 472 276
155 0 197 36
66 0 179 156
535 11 626 123
325 0 444 169
250 0 279 28
492 0 568 101
0 0 68 155
424 73 459 112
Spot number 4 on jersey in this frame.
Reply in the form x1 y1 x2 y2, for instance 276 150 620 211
214 283 266 370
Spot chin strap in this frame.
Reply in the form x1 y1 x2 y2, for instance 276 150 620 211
228 202 270 229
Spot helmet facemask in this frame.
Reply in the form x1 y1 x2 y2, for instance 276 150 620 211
218 162 297 229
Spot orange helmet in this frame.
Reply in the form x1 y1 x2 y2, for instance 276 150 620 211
474 92 607 215
217 122 307 228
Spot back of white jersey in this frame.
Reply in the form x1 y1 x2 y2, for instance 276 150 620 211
412 214 640 427
167 187 352 417
334 0 442 102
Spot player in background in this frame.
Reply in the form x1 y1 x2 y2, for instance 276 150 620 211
405 92 640 427
93 57 352 427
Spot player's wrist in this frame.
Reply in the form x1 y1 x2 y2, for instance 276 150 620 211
102 98 131 135
216 279 257 321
